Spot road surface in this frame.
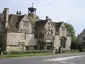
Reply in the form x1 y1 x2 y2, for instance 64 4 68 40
0 53 85 64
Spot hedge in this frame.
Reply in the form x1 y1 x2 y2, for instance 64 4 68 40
2 50 53 55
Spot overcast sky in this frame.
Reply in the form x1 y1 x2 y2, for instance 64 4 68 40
0 0 85 35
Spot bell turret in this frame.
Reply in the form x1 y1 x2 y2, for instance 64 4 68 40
28 3 37 19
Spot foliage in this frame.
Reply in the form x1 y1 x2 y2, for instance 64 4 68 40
78 44 84 52
0 32 4 51
64 22 77 43
70 42 77 49
2 50 54 58
3 50 53 55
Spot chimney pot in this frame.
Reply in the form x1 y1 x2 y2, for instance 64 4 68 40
46 16 49 20
19 11 21 15
16 11 18 15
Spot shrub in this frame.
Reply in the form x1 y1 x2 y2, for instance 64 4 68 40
2 50 53 55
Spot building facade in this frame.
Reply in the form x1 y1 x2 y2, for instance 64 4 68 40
36 18 55 50
78 29 85 48
54 22 71 51
36 19 71 51
0 5 71 51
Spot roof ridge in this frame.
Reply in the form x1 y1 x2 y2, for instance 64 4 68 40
9 14 25 16
53 21 62 23
10 14 18 16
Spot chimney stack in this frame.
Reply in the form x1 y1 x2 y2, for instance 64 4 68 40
16 11 21 15
16 11 18 15
19 11 21 15
4 8 9 28
4 8 9 22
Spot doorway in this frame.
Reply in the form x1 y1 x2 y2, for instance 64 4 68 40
19 42 25 51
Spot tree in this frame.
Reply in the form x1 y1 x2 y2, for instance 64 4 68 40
65 22 78 49
64 22 77 43
70 42 76 49
0 32 4 51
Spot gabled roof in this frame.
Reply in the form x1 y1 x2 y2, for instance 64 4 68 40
36 19 52 26
79 29 85 36
0 13 26 32
36 19 47 25
55 22 63 28
82 29 85 33
78 29 85 39
8 14 25 32
54 22 63 32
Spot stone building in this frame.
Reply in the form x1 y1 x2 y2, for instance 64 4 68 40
54 22 71 51
36 17 55 50
0 5 71 51
78 29 85 48
36 18 71 51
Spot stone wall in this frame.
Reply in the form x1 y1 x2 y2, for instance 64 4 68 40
66 36 71 50
54 35 60 49
6 32 36 51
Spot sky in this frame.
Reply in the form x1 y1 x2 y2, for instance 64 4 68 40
0 0 85 35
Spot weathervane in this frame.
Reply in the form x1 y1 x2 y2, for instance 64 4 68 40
32 3 34 7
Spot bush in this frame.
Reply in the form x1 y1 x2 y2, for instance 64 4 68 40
2 50 53 55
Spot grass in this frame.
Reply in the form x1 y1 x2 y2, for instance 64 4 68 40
0 50 83 58
0 53 55 58
63 50 82 54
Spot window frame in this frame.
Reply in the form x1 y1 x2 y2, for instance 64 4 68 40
23 20 29 27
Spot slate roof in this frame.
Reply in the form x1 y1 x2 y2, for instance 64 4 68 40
36 19 53 26
55 22 63 28
0 12 38 32
36 20 63 32
0 13 25 32
8 14 25 32
36 19 47 25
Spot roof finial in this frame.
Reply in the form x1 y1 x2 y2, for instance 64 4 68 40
32 3 34 7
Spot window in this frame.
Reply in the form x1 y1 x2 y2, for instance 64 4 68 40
42 33 44 38
83 37 85 41
35 27 36 31
47 46 51 50
25 46 29 50
60 38 66 48
23 21 29 26
34 46 37 50
62 27 65 31
34 33 37 39
39 33 44 39
21 33 26 40
48 26 53 35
